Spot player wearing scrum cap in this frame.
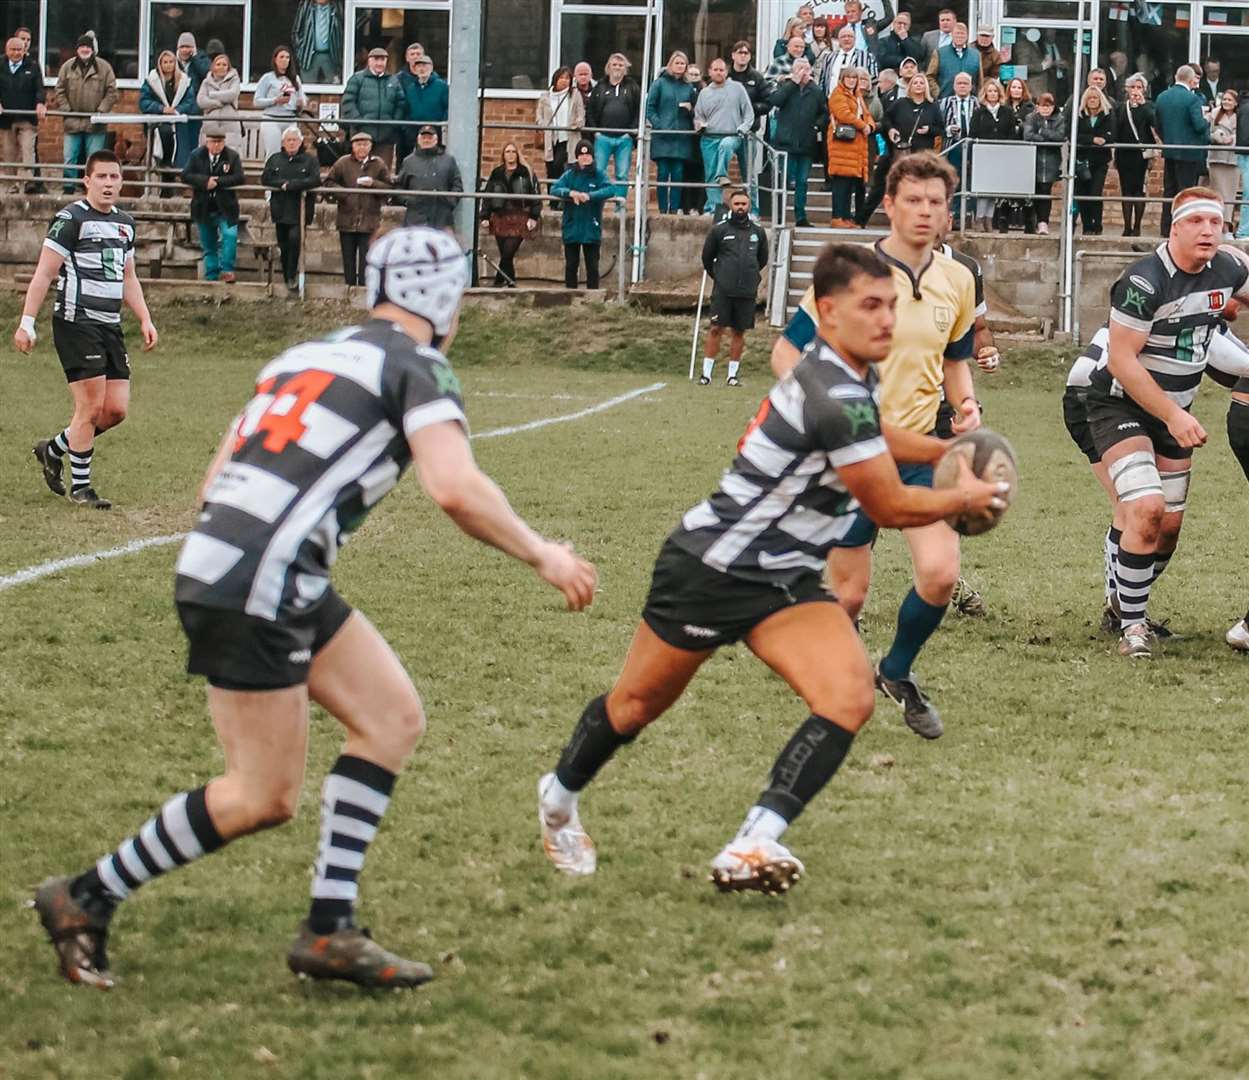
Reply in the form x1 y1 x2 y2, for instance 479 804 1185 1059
1085 187 1249 658
31 227 596 991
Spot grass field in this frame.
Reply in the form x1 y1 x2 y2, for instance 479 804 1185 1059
4 295 1249 1079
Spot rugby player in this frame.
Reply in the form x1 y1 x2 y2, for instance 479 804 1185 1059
1085 187 1249 658
17 150 158 510
1229 364 1249 649
32 227 597 990
771 152 981 739
536 244 1007 893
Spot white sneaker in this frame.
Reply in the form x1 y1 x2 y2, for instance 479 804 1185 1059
709 837 804 896
538 773 596 876
1227 619 1249 652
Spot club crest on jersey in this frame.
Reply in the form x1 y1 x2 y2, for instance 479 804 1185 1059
1209 290 1225 310
933 306 952 332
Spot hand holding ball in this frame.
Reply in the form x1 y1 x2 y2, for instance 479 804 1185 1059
933 429 1019 536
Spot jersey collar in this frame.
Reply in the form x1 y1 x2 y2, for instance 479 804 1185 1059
1155 240 1212 276
874 238 931 300
813 334 875 386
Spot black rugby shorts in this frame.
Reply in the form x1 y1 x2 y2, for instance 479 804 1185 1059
53 319 130 383
709 290 757 333
1062 385 1099 464
1086 392 1193 461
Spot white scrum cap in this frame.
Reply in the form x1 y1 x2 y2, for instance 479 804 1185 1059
365 226 468 336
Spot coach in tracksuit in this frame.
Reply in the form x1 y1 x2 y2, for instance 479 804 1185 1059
697 189 768 386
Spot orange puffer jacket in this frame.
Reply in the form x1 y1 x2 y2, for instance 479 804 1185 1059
826 86 873 180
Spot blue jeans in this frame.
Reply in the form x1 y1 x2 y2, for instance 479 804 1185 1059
734 138 759 213
197 216 238 280
62 131 107 191
654 158 685 214
594 133 632 199
787 154 812 221
1237 157 1249 238
701 134 741 212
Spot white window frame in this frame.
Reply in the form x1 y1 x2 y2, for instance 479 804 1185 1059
341 0 452 94
553 1 653 84
41 0 148 89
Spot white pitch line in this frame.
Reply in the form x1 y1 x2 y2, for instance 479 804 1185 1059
0 381 667 594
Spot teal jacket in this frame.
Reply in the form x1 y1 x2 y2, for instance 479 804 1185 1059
645 70 696 160
550 165 614 243
341 69 407 146
1154 83 1209 163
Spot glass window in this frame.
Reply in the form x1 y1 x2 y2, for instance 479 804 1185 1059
250 0 323 84
1202 32 1249 93
1204 10 1249 28
482 0 552 89
0 1 39 57
1001 26 1079 106
1003 0 1078 18
352 7 450 77
149 4 245 78
47 0 142 80
663 0 755 72
1097 3 1192 100
560 13 647 80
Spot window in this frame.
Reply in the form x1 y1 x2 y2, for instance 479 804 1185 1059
149 3 245 78
1097 3 1192 100
1002 0 1079 18
262 0 347 85
351 6 450 77
46 0 142 79
1001 26 1079 106
663 0 755 72
482 0 552 89
0 1 39 56
560 12 647 80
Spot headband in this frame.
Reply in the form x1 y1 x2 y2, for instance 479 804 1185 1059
1172 198 1224 223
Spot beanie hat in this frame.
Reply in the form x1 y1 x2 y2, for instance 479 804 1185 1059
177 32 197 49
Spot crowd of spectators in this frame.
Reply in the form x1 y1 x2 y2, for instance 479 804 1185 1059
7 13 1249 293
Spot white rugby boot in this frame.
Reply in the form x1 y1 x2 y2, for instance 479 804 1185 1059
538 773 596 876
1227 618 1249 653
1118 621 1153 659
709 837 804 896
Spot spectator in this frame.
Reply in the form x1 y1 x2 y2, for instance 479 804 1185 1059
254 46 308 160
572 62 594 115
1106 51 1129 101
537 66 584 181
54 34 117 193
928 23 979 100
1236 88 1249 238
885 72 941 152
550 139 612 289
819 24 876 96
1074 86 1113 235
586 53 640 199
325 130 389 285
810 17 833 68
728 40 769 208
341 47 405 168
968 78 1017 232
876 11 923 75
13 26 30 57
877 68 901 108
768 57 827 227
1154 64 1208 233
694 57 753 215
646 51 697 215
261 125 319 291
827 65 873 227
395 123 462 229
773 16 813 63
680 63 707 214
480 141 540 286
862 68 884 126
975 28 1001 85
921 8 956 67
766 33 809 92
398 52 448 158
1208 89 1239 236
698 188 767 386
174 33 209 167
1022 91 1065 233
182 124 243 283
292 0 344 85
1115 73 1158 236
1199 57 1222 106
197 53 244 154
139 49 192 197
939 71 976 217
0 34 45 193
1006 76 1034 124
839 0 872 54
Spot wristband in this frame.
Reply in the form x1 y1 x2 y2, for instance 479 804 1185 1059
19 314 36 337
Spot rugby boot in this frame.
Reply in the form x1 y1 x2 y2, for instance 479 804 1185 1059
951 577 985 616
876 666 943 740
69 486 112 510
1099 605 1119 635
698 375 711 386
1227 617 1249 652
725 376 742 387
31 876 114 989
709 838 804 896
538 773 596 876
1146 616 1179 641
1118 622 1152 659
287 922 433 988
32 440 65 496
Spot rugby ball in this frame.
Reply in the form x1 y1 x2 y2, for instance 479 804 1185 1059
932 428 1019 536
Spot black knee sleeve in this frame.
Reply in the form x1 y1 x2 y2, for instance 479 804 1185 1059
756 714 856 823
554 694 635 792
1228 401 1249 483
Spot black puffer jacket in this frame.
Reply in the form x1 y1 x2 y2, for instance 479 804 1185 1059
701 214 769 299
479 164 541 219
261 149 320 225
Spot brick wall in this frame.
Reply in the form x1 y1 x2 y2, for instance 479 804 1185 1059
480 97 546 178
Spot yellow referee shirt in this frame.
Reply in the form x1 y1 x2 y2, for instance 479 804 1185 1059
783 242 977 434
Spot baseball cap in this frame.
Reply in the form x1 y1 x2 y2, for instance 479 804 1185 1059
417 124 438 135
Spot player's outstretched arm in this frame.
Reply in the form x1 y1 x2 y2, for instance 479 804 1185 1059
13 246 63 353
1107 320 1206 447
122 259 158 351
839 452 1006 530
410 421 597 611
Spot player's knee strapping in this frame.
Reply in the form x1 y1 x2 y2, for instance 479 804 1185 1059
555 694 636 792
1108 450 1163 503
1158 470 1190 513
756 715 855 823
1228 401 1249 482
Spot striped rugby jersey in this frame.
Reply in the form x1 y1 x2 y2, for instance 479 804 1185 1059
1091 243 1249 409
175 320 467 621
44 200 136 325
668 337 886 586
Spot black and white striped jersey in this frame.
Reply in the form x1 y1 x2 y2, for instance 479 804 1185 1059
668 337 886 586
43 200 136 325
941 243 987 320
1090 243 1249 409
175 319 467 621
1068 327 1108 389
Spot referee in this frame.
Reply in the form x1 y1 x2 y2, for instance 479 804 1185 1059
16 149 158 509
698 189 768 387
